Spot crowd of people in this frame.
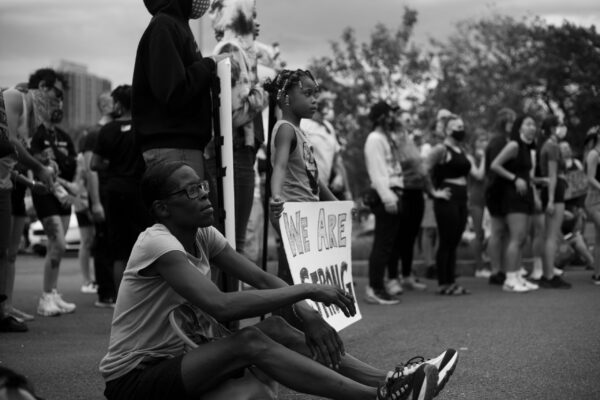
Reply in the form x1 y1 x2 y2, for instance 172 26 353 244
1 0 598 399
363 103 600 305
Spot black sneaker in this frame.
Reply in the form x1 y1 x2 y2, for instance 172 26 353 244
94 297 116 308
488 272 506 285
378 363 438 400
0 315 28 333
539 276 572 289
393 349 459 397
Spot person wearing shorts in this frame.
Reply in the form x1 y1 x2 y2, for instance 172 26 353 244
30 122 78 317
536 115 571 289
99 160 457 400
490 115 539 293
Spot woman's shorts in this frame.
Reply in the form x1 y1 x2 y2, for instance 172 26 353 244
540 178 567 209
104 356 189 400
75 210 93 227
485 184 505 217
502 183 534 215
10 181 27 217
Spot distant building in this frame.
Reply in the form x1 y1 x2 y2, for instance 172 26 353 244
53 60 111 133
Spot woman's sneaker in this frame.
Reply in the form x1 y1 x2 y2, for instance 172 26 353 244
385 279 403 296
51 290 76 314
80 282 98 294
592 275 600 285
365 286 400 305
402 276 427 291
502 279 531 293
37 292 62 317
379 363 438 400
391 349 459 397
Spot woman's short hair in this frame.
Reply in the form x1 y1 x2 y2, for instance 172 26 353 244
140 161 189 211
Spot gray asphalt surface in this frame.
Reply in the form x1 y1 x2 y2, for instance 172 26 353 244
1 254 599 399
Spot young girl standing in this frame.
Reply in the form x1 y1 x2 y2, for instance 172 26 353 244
264 70 338 327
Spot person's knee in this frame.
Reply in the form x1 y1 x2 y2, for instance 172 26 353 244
235 326 271 361
259 315 300 344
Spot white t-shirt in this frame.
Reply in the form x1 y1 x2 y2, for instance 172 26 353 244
99 223 228 382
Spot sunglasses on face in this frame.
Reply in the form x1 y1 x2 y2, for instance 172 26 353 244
166 180 210 200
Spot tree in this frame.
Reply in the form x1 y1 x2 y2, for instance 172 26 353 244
309 7 431 196
428 14 600 153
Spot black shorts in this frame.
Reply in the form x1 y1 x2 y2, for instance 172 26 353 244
75 210 93 227
32 193 70 219
502 183 534 215
541 178 567 209
485 184 505 217
10 181 27 217
105 356 190 400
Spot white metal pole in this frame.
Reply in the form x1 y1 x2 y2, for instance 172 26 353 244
217 58 236 249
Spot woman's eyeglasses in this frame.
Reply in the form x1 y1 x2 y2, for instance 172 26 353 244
166 180 210 200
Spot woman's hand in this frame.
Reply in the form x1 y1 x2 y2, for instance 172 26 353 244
269 196 284 220
515 177 528 195
309 285 356 318
432 187 451 200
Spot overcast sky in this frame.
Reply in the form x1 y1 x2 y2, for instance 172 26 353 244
0 0 598 87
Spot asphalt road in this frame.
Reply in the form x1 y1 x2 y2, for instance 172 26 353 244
1 254 599 400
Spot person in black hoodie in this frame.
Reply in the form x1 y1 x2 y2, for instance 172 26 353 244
133 0 229 179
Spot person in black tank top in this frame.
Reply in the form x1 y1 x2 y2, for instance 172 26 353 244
426 114 483 295
490 115 540 293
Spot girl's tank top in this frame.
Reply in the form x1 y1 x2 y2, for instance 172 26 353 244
270 120 320 202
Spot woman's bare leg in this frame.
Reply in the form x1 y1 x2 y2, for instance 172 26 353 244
181 324 377 400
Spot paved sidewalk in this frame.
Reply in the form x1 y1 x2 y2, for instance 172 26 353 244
1 254 600 399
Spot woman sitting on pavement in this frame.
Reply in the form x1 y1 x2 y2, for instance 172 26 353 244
99 161 458 400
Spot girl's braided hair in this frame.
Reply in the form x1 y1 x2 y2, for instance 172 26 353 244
263 69 318 105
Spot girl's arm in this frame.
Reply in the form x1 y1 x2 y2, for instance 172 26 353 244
318 180 337 201
490 141 519 180
467 153 485 180
546 160 558 207
586 151 600 191
422 144 451 199
270 123 296 200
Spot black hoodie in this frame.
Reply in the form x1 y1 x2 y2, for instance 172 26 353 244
132 0 216 152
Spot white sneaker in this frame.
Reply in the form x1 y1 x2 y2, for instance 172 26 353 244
402 276 427 291
51 290 76 314
37 293 62 317
80 282 98 294
553 267 564 277
519 276 539 291
518 267 529 277
502 279 531 293
474 269 492 279
385 278 403 296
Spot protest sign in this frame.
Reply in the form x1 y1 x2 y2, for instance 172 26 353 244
279 201 361 331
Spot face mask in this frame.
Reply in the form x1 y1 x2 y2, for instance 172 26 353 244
31 89 63 126
556 125 567 140
451 130 466 141
190 0 210 19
